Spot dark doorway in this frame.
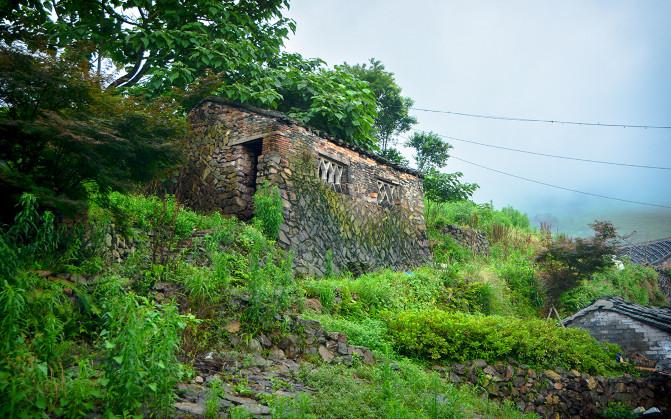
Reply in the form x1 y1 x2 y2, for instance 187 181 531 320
238 139 263 220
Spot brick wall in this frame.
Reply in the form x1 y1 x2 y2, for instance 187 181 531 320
569 310 671 370
178 99 430 275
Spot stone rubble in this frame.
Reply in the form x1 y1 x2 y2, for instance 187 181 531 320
436 359 671 418
174 316 375 417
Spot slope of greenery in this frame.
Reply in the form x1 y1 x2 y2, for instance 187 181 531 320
0 192 532 418
2 189 666 417
1 3 666 417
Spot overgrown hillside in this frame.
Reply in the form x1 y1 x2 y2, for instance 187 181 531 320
2 2 669 417
2 188 667 418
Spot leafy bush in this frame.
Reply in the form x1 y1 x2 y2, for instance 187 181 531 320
560 263 666 313
303 268 445 316
252 181 284 240
306 314 394 355
538 221 619 304
426 200 530 237
600 402 637 419
2 193 97 272
428 230 472 265
100 293 192 415
242 250 303 334
106 192 231 240
493 249 544 316
386 309 622 375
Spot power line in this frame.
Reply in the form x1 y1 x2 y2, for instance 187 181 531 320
428 133 671 170
450 156 671 209
410 107 671 129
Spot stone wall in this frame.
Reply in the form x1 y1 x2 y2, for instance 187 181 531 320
177 99 431 275
439 224 489 255
655 267 671 301
439 359 671 418
566 310 671 371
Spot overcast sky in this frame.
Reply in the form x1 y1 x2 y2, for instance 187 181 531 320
283 0 671 238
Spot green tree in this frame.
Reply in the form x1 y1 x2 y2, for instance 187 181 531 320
343 59 416 151
183 53 379 151
0 47 185 215
537 221 620 305
406 132 478 201
422 169 479 202
380 147 409 166
0 0 293 93
406 131 452 173
1 1 382 150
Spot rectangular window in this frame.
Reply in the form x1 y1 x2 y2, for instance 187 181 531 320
318 156 347 193
377 179 399 206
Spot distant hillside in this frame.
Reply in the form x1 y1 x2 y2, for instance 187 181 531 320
532 208 671 242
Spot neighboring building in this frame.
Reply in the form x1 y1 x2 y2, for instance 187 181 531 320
563 297 671 371
177 98 430 275
620 237 671 266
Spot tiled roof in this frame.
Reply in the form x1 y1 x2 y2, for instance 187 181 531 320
199 98 424 178
563 297 671 333
620 237 671 266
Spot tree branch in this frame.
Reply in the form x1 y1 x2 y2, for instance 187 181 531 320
102 4 143 27
116 57 152 88
108 47 146 88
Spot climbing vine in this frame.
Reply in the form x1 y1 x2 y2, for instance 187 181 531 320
288 149 424 253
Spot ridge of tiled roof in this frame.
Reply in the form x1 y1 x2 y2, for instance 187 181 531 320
197 97 424 178
563 297 671 333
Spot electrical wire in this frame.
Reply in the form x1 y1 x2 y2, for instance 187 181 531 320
410 107 671 129
450 156 671 209
429 133 671 170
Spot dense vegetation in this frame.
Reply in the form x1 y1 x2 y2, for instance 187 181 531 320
2 187 665 417
1 1 667 417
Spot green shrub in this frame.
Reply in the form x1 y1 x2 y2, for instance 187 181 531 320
538 221 619 304
100 293 193 415
386 309 622 375
307 314 394 354
252 181 284 240
600 402 636 419
303 268 445 317
204 377 224 419
560 263 667 313
107 192 230 240
428 232 472 265
426 200 530 236
494 249 544 316
242 250 303 334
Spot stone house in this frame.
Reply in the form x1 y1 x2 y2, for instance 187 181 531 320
177 98 430 275
563 297 671 371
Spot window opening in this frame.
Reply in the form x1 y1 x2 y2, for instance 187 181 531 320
318 156 346 192
377 179 399 206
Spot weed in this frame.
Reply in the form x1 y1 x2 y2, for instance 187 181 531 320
205 377 224 419
252 181 284 240
100 293 193 415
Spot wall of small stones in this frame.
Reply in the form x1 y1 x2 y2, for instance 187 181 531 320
439 359 671 418
655 267 671 301
439 224 490 255
176 101 279 217
104 224 140 262
178 99 431 276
